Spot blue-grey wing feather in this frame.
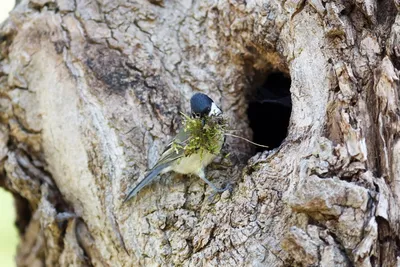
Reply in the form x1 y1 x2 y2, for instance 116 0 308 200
123 163 169 202
152 127 190 169
123 127 190 202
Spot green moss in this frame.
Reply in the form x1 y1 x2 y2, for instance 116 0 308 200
176 113 228 158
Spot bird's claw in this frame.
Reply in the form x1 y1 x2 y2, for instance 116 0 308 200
207 183 232 202
216 183 232 192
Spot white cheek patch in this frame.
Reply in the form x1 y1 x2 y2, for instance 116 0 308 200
210 102 222 116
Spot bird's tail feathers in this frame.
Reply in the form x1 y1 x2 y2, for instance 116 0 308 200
123 164 167 203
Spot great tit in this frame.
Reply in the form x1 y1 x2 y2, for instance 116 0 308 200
123 93 228 202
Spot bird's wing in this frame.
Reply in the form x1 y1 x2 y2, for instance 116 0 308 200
152 127 190 169
123 128 191 202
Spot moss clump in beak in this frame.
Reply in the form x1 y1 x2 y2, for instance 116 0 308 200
172 113 228 158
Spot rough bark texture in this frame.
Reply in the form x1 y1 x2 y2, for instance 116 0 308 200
0 0 399 266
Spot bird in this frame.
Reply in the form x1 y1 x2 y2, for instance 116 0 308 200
123 93 229 202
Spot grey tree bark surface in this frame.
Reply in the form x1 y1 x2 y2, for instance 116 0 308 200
0 0 399 266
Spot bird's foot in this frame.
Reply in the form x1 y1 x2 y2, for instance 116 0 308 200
207 183 232 202
215 183 232 192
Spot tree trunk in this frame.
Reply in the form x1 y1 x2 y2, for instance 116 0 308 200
0 0 399 266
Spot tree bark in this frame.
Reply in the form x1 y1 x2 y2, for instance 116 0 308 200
0 0 399 266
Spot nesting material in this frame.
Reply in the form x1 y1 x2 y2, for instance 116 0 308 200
172 113 228 158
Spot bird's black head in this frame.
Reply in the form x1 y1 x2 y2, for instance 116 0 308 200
190 93 221 117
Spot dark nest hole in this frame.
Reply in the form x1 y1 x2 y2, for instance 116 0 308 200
247 72 292 152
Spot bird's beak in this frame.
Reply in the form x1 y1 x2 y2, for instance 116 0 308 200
209 102 222 116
